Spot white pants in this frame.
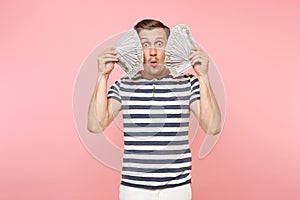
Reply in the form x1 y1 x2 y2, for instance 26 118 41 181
119 184 192 200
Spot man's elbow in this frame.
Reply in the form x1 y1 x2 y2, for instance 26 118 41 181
206 128 221 136
87 114 110 134
87 126 101 134
206 122 222 135
87 123 106 134
200 120 222 136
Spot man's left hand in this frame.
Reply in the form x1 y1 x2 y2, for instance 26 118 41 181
189 46 209 77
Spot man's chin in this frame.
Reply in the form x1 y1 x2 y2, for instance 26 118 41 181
142 65 169 78
144 63 165 70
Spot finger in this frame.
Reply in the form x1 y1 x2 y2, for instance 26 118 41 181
192 55 208 63
98 54 118 63
106 47 116 51
102 47 118 55
190 48 208 59
98 54 118 61
103 64 115 74
102 57 118 64
191 46 202 52
98 58 117 69
191 52 209 60
103 54 119 60
191 57 205 65
189 52 208 60
189 51 199 59
190 54 202 62
189 50 207 59
191 45 205 52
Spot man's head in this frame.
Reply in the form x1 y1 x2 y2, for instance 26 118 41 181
134 19 170 79
134 19 170 38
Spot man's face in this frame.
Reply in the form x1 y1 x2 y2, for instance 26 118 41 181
138 28 168 78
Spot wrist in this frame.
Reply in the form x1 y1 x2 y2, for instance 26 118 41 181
197 73 209 80
98 71 110 81
197 73 211 88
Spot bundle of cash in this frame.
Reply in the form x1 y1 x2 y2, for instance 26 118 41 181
165 24 196 77
115 29 143 79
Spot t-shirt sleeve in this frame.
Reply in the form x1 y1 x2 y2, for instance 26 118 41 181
189 74 200 105
107 80 121 103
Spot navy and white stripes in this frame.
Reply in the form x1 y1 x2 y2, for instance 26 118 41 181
107 71 200 189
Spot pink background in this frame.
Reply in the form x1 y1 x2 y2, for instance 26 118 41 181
1 0 299 199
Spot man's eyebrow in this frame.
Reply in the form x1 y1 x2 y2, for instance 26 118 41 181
140 36 165 40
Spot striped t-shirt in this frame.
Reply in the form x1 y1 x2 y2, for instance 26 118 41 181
107 71 200 189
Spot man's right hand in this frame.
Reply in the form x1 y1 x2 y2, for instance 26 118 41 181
97 47 118 77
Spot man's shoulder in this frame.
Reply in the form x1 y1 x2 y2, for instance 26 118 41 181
173 72 196 80
112 72 143 85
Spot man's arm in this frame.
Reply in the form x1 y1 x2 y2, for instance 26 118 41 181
87 47 121 133
190 74 221 135
87 73 121 133
189 46 221 135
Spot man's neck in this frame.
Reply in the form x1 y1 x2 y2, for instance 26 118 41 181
141 68 170 80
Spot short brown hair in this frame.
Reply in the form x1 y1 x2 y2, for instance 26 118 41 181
134 19 170 38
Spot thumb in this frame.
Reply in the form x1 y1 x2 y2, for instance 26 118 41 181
103 63 114 75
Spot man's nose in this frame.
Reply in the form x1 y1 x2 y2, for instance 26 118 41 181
149 46 157 56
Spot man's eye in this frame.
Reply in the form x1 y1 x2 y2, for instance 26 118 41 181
156 42 164 48
143 43 150 48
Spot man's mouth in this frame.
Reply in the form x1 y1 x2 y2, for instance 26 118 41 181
150 59 158 67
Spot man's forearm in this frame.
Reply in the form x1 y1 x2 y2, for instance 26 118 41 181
87 73 110 133
197 74 221 135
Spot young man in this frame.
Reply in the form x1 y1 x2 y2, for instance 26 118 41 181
88 19 221 200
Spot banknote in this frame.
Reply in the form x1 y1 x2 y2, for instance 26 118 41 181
165 24 196 77
115 29 143 79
